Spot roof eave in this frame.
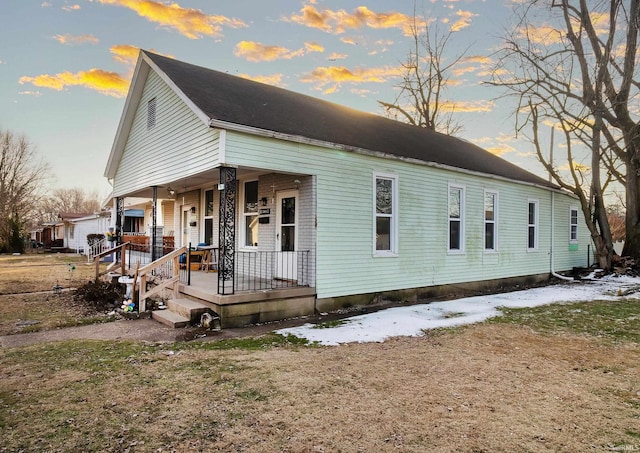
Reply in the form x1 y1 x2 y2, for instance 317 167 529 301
208 118 563 194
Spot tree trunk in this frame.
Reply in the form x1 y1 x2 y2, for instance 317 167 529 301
623 157 640 258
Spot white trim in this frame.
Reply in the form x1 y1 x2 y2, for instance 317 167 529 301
448 183 465 254
219 129 227 164
373 172 398 257
239 180 259 250
483 189 499 252
569 206 579 243
527 199 539 251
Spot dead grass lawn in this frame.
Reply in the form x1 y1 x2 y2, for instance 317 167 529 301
1 325 639 452
1 253 639 451
0 253 110 335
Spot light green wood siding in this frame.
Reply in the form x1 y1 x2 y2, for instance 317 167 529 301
225 131 589 299
113 71 220 196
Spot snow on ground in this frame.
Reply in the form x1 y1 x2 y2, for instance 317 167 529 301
276 274 640 346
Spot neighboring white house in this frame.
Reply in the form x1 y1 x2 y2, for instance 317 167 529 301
67 212 112 254
103 50 590 327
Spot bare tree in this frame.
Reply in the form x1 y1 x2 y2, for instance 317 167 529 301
489 0 639 269
34 187 103 225
378 19 467 135
0 128 49 252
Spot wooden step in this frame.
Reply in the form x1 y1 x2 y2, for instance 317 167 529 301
167 298 210 321
152 309 190 328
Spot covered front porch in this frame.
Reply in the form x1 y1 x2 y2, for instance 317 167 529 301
110 166 317 327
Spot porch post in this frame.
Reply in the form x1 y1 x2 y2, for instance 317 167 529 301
115 197 124 245
218 166 237 295
151 186 158 261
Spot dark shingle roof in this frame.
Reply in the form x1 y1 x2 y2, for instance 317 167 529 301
143 51 555 189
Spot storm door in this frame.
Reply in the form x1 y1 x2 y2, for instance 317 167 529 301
275 190 298 280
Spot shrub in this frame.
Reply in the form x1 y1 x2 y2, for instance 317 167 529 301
74 280 124 311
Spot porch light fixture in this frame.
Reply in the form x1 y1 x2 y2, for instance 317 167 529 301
167 186 176 197
260 197 268 206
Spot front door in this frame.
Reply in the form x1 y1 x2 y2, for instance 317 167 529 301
275 190 298 280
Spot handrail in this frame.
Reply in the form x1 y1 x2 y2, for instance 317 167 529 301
93 242 131 280
137 246 187 312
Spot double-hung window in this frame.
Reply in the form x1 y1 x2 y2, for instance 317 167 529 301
242 181 259 248
528 200 538 250
484 191 497 251
374 173 398 255
570 207 578 242
203 189 214 245
448 184 465 252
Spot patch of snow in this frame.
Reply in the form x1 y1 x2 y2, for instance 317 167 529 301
276 275 640 346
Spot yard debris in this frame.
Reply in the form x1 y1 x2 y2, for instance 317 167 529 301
612 255 640 277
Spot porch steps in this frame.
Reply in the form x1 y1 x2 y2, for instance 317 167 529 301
151 298 211 328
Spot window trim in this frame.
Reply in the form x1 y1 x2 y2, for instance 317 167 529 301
202 188 215 245
484 190 498 252
373 172 398 257
448 183 465 254
240 180 259 250
527 199 539 251
569 206 579 243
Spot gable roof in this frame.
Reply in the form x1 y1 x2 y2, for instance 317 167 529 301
107 50 556 189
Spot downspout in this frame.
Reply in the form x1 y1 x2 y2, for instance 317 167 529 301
550 191 574 281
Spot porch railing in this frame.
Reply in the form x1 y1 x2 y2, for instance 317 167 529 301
86 238 111 262
231 250 310 293
137 246 187 312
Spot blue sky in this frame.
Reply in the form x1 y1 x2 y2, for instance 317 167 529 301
1 1 541 198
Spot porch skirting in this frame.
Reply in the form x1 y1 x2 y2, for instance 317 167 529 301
178 284 316 328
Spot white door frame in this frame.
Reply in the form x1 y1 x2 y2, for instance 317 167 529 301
275 190 299 280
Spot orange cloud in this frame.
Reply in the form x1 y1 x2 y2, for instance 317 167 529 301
327 52 348 60
238 73 286 87
440 100 494 113
450 10 477 32
340 37 357 45
19 69 129 97
518 24 564 45
110 44 141 65
285 5 426 36
305 42 324 53
62 4 80 11
97 0 246 39
301 65 403 93
53 34 99 45
234 41 305 62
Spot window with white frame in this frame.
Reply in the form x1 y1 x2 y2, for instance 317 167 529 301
528 200 538 250
570 207 578 242
203 189 214 245
374 173 397 255
484 191 497 251
448 184 465 252
242 181 259 247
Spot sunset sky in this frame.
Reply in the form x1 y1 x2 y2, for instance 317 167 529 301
1 1 555 198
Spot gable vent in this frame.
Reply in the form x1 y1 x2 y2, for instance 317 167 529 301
147 97 156 130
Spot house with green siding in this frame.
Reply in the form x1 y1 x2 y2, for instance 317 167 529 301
104 50 589 328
